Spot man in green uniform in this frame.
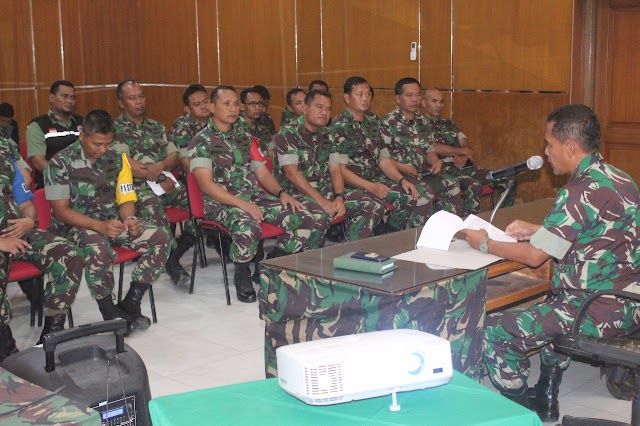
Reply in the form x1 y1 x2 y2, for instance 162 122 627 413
189 86 329 303
274 90 386 241
237 87 273 155
280 88 306 128
0 136 83 361
112 80 194 287
381 78 465 216
45 110 171 334
465 104 640 422
171 84 210 177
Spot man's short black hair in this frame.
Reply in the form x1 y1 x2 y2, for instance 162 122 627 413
50 80 75 95
253 85 271 101
0 103 14 118
547 104 601 153
344 76 370 94
210 85 236 103
82 110 115 136
308 80 329 91
116 79 139 100
305 89 331 105
182 84 207 106
394 77 421 95
286 88 306 107
240 87 263 104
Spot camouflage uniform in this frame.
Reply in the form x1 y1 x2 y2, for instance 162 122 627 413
381 107 465 216
485 152 640 390
0 137 82 324
331 109 433 230
280 107 296 128
257 112 277 137
113 113 192 240
237 114 273 153
188 120 329 263
45 140 171 300
170 114 207 178
274 116 386 241
425 116 514 214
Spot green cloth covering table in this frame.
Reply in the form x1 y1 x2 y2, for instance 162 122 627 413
148 373 542 425
0 367 100 425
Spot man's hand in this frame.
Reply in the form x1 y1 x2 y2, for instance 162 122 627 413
239 200 263 221
159 179 176 194
2 217 36 239
318 198 337 216
463 228 489 250
430 160 443 175
505 220 541 241
401 179 418 200
0 237 31 255
453 155 468 169
333 197 346 217
123 217 141 238
280 193 304 212
397 163 418 178
145 162 165 181
370 183 390 199
461 147 476 161
100 220 126 239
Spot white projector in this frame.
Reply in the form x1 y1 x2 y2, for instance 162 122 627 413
276 329 453 407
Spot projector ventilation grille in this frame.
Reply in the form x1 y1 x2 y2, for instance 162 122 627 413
304 363 344 397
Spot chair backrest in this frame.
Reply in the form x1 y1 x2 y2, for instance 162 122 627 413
187 172 206 219
33 188 52 230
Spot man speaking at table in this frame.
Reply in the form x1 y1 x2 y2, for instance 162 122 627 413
465 104 640 422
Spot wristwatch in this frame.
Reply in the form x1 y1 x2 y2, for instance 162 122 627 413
156 174 167 183
479 237 490 254
333 192 345 200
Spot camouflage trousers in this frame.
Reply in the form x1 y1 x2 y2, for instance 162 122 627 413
209 192 329 264
442 163 515 215
64 222 171 300
370 174 434 229
420 173 465 216
0 229 83 324
485 290 640 390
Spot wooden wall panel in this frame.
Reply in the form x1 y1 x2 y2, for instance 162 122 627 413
421 0 452 90
369 90 398 120
266 87 287 131
60 0 141 85
454 0 573 91
296 0 322 88
453 92 569 202
609 9 640 124
323 0 419 89
0 90 38 141
607 144 640 185
218 0 296 87
197 0 220 85
75 87 120 119
32 0 63 88
139 86 186 130
0 0 34 88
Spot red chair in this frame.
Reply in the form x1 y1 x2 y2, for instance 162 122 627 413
482 185 496 209
8 260 44 327
165 169 191 237
187 173 285 304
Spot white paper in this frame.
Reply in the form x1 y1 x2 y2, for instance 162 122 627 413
147 171 180 196
461 214 517 243
393 240 503 270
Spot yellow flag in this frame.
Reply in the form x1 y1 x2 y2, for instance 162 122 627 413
116 153 137 205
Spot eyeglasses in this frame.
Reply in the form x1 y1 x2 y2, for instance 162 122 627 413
244 101 266 108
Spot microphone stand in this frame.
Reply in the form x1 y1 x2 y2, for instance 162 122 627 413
489 177 516 224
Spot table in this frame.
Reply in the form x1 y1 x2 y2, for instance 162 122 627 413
148 372 542 426
0 367 100 425
258 199 554 379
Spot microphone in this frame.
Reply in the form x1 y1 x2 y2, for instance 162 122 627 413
489 156 544 180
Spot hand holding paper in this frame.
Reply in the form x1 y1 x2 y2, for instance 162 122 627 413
147 171 180 196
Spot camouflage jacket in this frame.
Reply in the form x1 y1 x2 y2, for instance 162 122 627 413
280 107 296 127
331 109 390 180
237 114 272 153
425 117 467 159
171 114 208 159
45 140 123 233
188 121 266 213
530 152 640 292
380 107 435 172
0 136 30 172
273 116 343 195
0 138 22 224
257 112 276 136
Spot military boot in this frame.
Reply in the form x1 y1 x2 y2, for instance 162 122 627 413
251 242 265 285
97 297 137 336
234 262 256 303
37 313 67 345
0 324 19 363
167 233 196 286
118 281 152 330
532 364 563 422
373 221 400 236
326 223 346 243
266 246 290 260
499 385 533 410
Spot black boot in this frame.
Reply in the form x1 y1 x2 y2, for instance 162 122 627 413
234 262 256 303
499 385 534 410
118 281 152 330
266 246 290 260
373 221 399 236
97 297 137 336
0 324 19 363
167 233 196 286
251 242 265 285
326 223 345 243
532 364 563 422
37 313 67 345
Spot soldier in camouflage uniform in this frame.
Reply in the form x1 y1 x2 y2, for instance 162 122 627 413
112 80 194 287
189 86 329 303
332 76 433 234
381 78 465 216
45 110 171 335
237 87 274 155
0 137 83 361
274 90 387 241
171 84 210 178
280 88 306 127
422 88 514 214
465 104 640 422
254 85 277 137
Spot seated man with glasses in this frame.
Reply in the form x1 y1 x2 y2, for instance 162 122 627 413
237 87 274 157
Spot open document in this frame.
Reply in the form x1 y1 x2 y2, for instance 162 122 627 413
393 211 517 270
147 171 180 196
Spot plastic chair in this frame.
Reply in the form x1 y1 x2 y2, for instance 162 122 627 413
115 246 157 323
482 185 495 209
7 260 44 327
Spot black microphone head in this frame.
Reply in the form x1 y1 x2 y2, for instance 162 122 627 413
527 156 544 170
